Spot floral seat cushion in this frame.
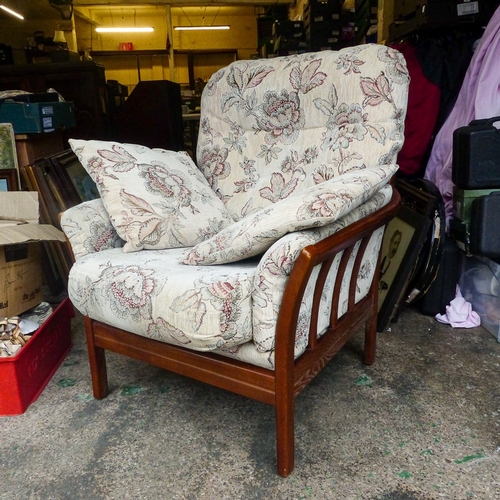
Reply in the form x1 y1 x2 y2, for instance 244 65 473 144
68 246 258 351
62 185 392 359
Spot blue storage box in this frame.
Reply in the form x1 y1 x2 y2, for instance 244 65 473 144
0 99 75 133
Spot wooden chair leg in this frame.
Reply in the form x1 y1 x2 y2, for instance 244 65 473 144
364 316 377 365
84 316 109 399
363 294 377 366
275 387 295 477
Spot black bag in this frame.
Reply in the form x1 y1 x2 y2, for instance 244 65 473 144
452 116 500 189
416 235 462 316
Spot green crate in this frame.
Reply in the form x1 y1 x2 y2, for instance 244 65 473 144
453 186 500 223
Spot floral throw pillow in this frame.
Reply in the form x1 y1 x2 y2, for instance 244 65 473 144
69 139 233 253
183 164 397 265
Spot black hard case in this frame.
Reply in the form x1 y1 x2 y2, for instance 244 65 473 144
470 191 500 258
452 116 500 189
416 236 461 316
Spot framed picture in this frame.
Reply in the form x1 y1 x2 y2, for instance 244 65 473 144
0 123 18 171
0 168 19 191
377 203 431 332
60 151 99 202
39 149 98 203
397 179 446 305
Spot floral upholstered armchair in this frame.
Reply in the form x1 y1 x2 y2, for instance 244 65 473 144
60 44 409 476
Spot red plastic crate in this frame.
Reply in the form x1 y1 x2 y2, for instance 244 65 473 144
0 299 74 416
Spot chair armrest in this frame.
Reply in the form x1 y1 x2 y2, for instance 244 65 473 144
275 185 401 362
252 185 395 353
60 198 124 262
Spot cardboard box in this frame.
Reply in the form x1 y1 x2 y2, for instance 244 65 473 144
0 299 74 416
0 192 65 318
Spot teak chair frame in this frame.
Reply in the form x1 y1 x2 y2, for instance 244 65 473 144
73 190 401 477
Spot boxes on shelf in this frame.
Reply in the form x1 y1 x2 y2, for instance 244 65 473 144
0 192 65 318
460 255 500 342
340 0 371 43
305 18 341 35
304 13 342 49
303 0 343 25
272 20 304 37
0 92 75 134
341 0 370 22
0 299 74 416
389 0 495 42
273 35 308 56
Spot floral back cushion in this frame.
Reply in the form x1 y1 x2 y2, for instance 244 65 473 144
197 43 409 221
69 139 233 253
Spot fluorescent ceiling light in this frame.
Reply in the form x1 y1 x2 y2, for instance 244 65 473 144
174 25 230 31
95 27 154 33
0 4 24 19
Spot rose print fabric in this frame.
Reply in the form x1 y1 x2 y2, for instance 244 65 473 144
61 44 409 363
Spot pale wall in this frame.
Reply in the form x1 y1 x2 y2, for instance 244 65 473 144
78 6 258 90
0 5 259 91
0 17 76 65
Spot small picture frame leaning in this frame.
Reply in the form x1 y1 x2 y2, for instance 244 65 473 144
0 169 19 191
377 203 431 332
0 123 19 171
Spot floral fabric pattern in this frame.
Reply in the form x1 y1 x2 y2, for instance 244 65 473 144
60 44 410 369
63 188 391 360
69 139 233 253
60 198 124 261
183 165 396 265
251 186 391 353
67 246 257 351
198 44 409 220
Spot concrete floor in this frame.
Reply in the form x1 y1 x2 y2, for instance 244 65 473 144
1 305 499 500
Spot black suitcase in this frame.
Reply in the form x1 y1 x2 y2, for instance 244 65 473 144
452 116 500 189
470 191 500 258
416 235 462 316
